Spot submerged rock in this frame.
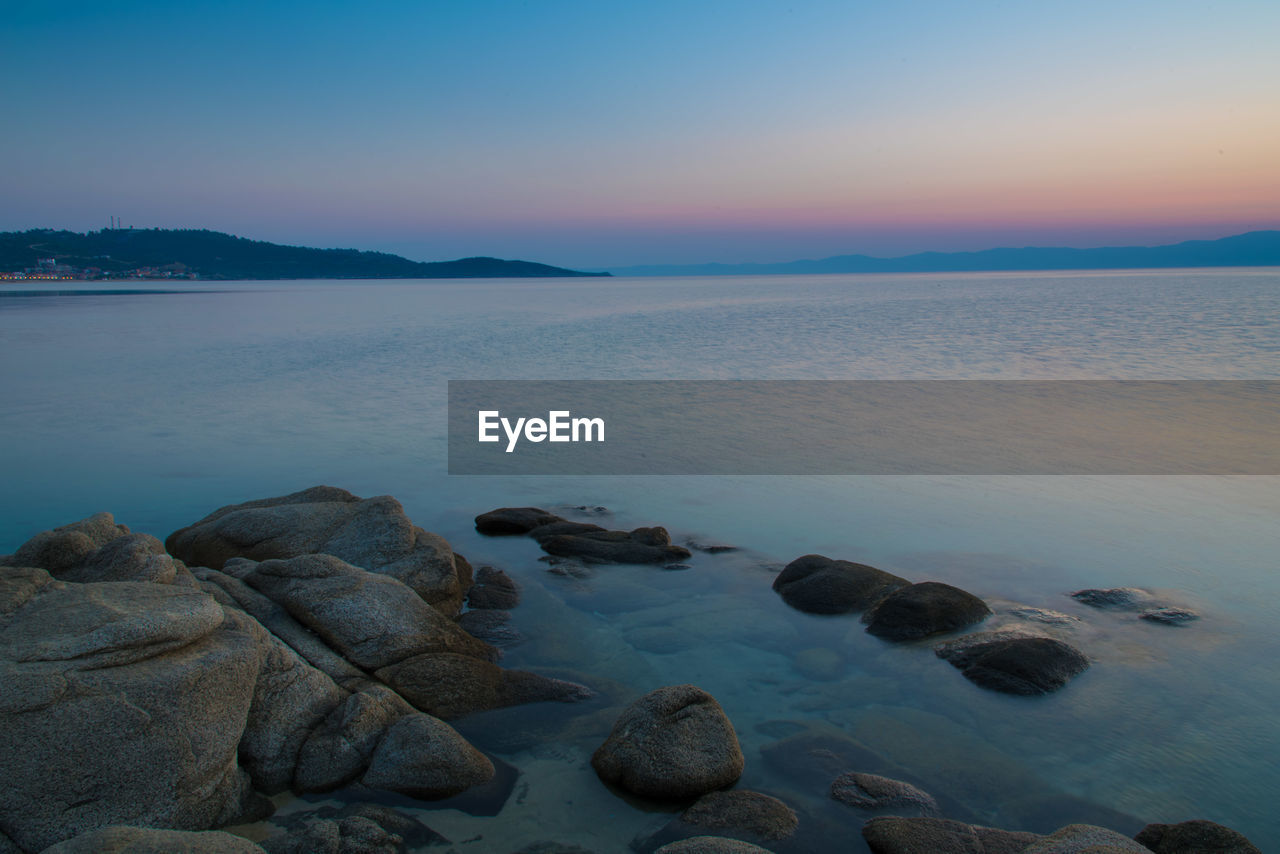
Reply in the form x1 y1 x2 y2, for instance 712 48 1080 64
936 635 1090 695
40 826 267 853
166 486 467 613
1021 823 1149 852
792 647 844 681
592 684 744 799
654 838 775 854
1070 587 1157 610
376 651 593 719
539 527 692 564
862 817 1039 854
680 790 798 840
771 554 908 615
261 802 449 854
458 609 524 648
1134 819 1262 853
830 772 938 816
863 581 991 641
1140 607 1201 625
467 566 520 610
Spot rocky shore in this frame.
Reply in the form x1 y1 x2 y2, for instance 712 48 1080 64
0 488 1253 853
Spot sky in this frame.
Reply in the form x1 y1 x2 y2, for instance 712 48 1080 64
2 0 1278 269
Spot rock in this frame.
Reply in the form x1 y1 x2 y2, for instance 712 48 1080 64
1134 819 1262 853
40 826 266 853
262 802 449 854
467 566 520 609
527 520 609 542
830 772 938 815
1021 823 1149 853
475 507 565 535
511 844 597 854
772 554 909 615
539 527 692 565
294 685 415 793
8 512 130 573
863 582 991 641
166 486 467 613
760 731 893 790
1006 606 1081 626
0 569 268 852
233 554 495 670
792 647 844 681
686 539 739 554
375 652 593 719
862 817 1040 854
458 609 524 648
1071 588 1157 610
361 713 495 799
680 791 798 840
1140 607 1200 625
61 533 182 584
937 636 1090 695
653 839 775 854
592 684 744 799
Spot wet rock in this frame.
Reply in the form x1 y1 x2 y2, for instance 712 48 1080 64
863 582 991 641
937 635 1090 695
592 684 744 799
654 839 775 854
1071 587 1158 610
540 527 692 565
376 652 593 719
361 713 495 799
686 539 739 554
1140 607 1200 625
467 566 520 609
1134 819 1262 853
830 773 938 816
263 802 449 853
40 826 266 853
862 817 1040 854
760 731 893 790
772 554 909 615
167 486 467 613
663 563 693 571
231 554 496 670
294 685 415 793
475 507 566 535
528 520 609 542
1006 606 1081 626
458 609 524 648
792 647 844 681
0 569 267 852
1021 823 1149 853
680 791 798 840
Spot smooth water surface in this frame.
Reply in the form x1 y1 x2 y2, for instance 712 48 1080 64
2 270 1278 850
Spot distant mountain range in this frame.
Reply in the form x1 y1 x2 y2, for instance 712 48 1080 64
608 230 1280 276
0 228 608 279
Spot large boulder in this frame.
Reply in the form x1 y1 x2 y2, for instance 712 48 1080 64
1134 819 1262 853
4 513 190 586
375 652 593 719
592 685 744 799
862 817 1040 854
771 555 908 615
466 566 520 610
40 826 266 853
474 507 565 535
166 487 468 613
0 569 267 852
294 686 415 793
1021 823 1149 853
360 714 495 799
228 554 495 670
863 582 991 641
936 635 1090 695
539 527 692 565
5 512 130 573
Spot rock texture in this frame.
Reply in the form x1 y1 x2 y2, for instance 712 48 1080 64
467 566 520 610
830 773 939 815
680 791 798 840
862 817 1040 854
592 685 744 799
40 826 267 853
653 839 775 854
1021 823 1150 853
475 507 693 564
260 802 449 854
361 714 495 799
375 652 594 719
936 635 1090 695
863 582 992 641
166 486 468 613
1134 819 1262 854
772 554 908 615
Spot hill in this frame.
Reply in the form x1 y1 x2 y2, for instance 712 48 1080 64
610 230 1280 276
0 228 609 279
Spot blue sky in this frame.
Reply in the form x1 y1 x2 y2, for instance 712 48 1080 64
2 0 1277 267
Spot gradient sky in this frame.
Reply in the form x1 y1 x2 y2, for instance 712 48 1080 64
2 0 1278 268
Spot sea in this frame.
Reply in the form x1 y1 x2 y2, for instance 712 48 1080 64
2 269 1278 852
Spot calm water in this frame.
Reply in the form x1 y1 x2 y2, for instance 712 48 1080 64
2 270 1278 851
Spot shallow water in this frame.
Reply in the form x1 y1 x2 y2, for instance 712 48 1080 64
2 270 1278 850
